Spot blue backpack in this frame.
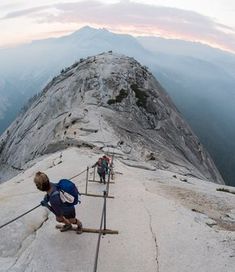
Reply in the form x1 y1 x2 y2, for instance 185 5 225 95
56 179 81 206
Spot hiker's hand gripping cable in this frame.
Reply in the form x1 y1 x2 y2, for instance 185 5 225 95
0 168 87 231
40 199 48 207
40 194 53 212
40 199 54 213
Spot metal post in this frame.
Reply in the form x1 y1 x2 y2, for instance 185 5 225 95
85 167 89 194
93 165 96 181
104 171 106 185
111 153 114 180
93 191 106 272
103 190 107 234
107 169 111 196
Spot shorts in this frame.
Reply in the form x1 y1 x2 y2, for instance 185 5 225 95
62 205 76 219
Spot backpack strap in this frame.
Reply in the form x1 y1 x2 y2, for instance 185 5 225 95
51 190 60 197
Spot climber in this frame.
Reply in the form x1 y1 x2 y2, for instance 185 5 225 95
103 154 115 179
34 171 83 234
92 157 108 183
102 155 110 174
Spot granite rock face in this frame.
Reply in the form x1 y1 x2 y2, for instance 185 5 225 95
0 52 224 184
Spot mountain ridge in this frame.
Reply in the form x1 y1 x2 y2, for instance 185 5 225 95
0 26 234 185
0 52 224 184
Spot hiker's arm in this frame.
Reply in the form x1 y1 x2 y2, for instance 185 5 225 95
92 162 97 168
41 194 54 212
41 194 51 208
49 194 65 218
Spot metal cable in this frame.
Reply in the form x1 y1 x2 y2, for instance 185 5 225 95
0 167 89 230
93 154 114 272
93 195 106 272
69 168 88 180
0 204 41 229
0 155 116 272
8 155 114 270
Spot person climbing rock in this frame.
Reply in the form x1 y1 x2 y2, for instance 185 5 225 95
102 155 110 174
103 155 114 179
34 171 83 234
92 157 108 183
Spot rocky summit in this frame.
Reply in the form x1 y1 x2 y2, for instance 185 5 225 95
0 52 223 184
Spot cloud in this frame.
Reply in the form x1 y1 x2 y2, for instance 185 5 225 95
2 0 235 52
1 5 51 19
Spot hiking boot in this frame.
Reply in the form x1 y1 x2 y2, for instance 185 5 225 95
76 222 83 234
60 224 72 232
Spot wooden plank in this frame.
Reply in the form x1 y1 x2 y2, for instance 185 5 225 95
88 180 115 184
56 225 118 234
80 193 115 199
82 228 118 234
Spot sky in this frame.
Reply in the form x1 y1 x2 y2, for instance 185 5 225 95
0 0 235 52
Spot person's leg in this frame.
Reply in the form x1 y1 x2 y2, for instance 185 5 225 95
60 223 72 232
68 218 83 234
56 215 72 227
98 172 102 183
59 207 74 232
69 218 82 226
57 216 72 232
65 207 83 234
102 172 106 184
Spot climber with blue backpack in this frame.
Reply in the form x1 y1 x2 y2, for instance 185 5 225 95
34 171 82 234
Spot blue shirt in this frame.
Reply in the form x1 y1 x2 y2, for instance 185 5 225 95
44 183 75 217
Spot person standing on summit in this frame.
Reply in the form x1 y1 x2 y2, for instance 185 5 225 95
34 171 83 234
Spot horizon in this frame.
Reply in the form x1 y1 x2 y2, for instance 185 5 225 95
1 25 235 57
1 16 235 188
0 0 235 53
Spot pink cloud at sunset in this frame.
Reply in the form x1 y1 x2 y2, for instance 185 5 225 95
1 1 235 53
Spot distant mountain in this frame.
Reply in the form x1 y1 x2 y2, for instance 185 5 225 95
0 26 153 134
0 53 223 184
138 36 235 79
0 26 234 185
138 36 235 186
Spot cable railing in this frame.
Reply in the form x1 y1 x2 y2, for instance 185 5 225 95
93 190 107 272
0 166 91 230
0 204 41 230
93 152 115 272
0 152 118 272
